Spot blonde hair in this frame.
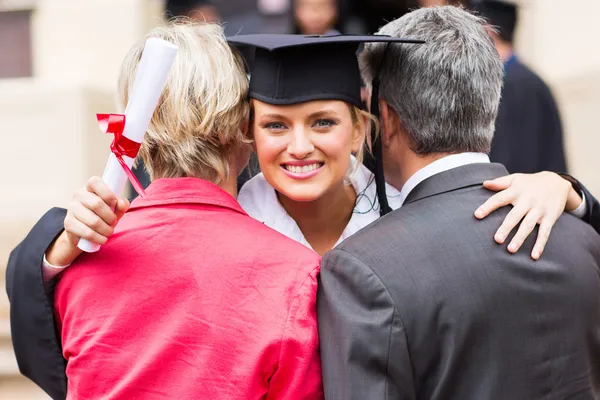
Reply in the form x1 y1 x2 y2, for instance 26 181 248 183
348 105 378 176
117 21 249 182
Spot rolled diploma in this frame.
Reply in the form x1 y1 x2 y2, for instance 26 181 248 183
78 38 178 253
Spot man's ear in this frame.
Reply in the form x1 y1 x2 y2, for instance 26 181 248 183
379 99 399 147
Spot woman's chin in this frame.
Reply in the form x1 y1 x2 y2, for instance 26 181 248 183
276 186 325 203
281 192 322 203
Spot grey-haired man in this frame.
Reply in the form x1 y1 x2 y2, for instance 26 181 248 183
318 6 600 400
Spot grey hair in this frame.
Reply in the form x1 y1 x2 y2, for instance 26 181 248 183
360 6 503 154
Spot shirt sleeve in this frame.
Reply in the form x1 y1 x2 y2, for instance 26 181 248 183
266 264 323 400
42 254 71 283
318 249 416 400
569 192 587 219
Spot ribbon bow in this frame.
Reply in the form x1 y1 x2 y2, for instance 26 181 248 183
97 114 146 198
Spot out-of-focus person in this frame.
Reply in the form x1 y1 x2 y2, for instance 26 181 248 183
292 0 342 35
350 0 466 35
472 0 568 173
166 0 221 23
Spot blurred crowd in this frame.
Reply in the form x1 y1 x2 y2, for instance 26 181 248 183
165 0 468 36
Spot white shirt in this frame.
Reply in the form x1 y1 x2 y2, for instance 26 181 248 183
399 152 492 205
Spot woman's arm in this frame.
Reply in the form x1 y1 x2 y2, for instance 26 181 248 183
474 171 592 260
6 208 69 400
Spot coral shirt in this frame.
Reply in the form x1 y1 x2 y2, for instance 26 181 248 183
55 178 323 400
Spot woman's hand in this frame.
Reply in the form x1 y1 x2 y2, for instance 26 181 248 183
45 177 130 266
474 172 583 260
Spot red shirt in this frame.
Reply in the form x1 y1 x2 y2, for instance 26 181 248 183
55 178 323 399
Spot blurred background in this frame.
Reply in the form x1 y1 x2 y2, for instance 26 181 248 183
0 0 598 397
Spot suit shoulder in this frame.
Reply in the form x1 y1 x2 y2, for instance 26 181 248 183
553 213 600 256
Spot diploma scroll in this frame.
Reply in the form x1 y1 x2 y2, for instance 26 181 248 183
78 38 178 253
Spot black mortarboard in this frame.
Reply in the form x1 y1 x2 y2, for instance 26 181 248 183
228 34 423 215
471 0 518 44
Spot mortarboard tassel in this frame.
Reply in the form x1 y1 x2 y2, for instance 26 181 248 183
370 76 392 216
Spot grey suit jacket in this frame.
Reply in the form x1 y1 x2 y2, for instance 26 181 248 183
318 163 600 400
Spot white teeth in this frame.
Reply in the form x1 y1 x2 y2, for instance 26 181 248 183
285 163 321 174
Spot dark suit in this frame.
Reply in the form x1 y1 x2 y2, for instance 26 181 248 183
318 163 600 400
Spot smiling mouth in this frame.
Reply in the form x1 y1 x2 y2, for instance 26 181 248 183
282 162 324 174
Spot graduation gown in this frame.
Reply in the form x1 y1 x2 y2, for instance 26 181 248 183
490 56 568 174
7 178 323 400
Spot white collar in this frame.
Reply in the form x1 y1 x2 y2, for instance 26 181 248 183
399 152 490 206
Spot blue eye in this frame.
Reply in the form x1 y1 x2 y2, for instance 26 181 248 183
264 122 287 130
313 119 337 128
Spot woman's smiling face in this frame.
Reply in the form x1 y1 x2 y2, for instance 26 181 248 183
252 99 364 202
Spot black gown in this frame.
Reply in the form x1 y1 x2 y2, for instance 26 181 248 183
490 56 568 174
5 178 600 400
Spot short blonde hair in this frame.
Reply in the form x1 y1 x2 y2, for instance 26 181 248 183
117 21 249 182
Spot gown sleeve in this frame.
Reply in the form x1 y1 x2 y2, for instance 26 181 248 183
267 264 324 400
5 207 68 400
560 175 600 235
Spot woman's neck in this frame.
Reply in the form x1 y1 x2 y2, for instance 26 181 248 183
278 182 357 256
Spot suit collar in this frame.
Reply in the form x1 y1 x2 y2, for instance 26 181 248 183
404 163 509 206
399 153 490 205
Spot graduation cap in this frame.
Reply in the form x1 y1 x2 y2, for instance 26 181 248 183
228 34 424 216
471 0 518 44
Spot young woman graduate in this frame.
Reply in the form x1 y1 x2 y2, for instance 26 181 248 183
6 30 600 399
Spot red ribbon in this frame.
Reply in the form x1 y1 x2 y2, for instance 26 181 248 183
97 114 146 198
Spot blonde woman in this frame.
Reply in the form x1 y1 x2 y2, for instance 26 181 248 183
8 23 323 400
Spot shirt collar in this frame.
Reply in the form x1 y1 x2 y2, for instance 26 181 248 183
129 177 247 215
399 152 490 206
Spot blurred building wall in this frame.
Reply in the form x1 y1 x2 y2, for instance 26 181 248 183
514 0 600 195
0 0 598 398
0 0 164 397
